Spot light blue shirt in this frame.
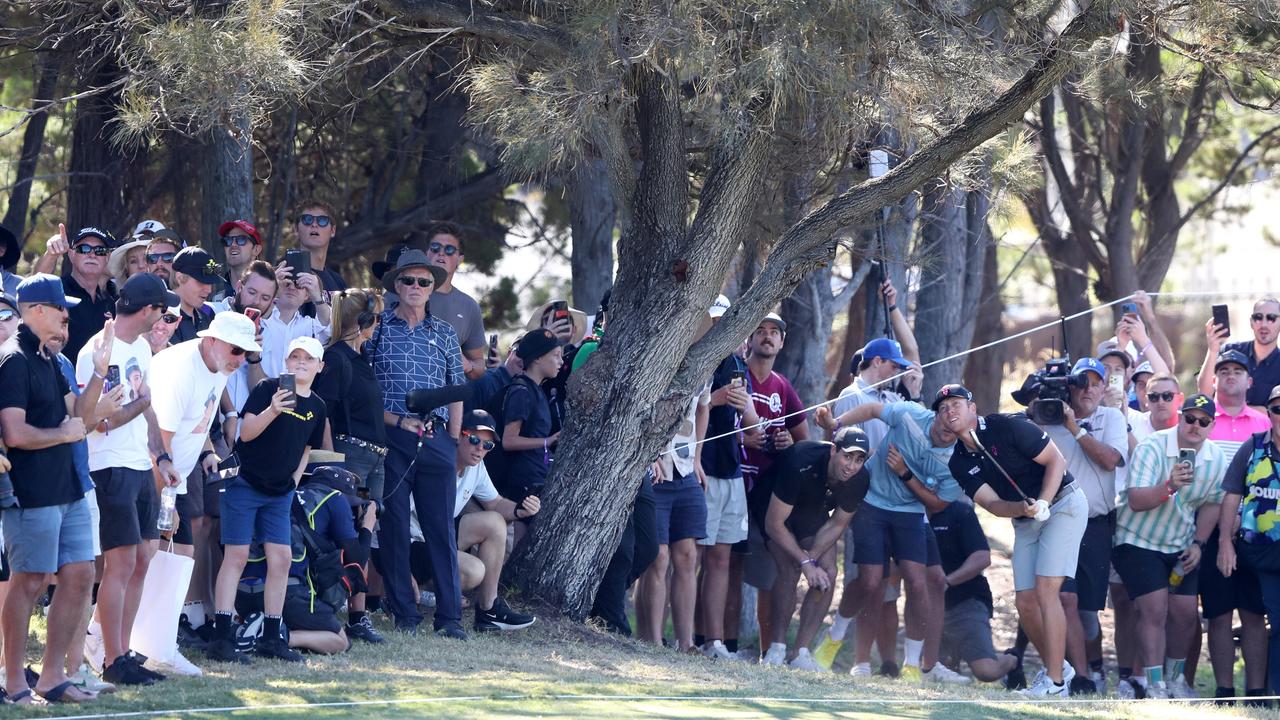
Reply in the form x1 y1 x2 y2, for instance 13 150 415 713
863 402 960 513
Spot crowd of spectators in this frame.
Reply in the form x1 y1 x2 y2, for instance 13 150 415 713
0 213 1278 708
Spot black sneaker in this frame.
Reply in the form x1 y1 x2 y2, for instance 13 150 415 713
474 597 536 632
1070 675 1098 695
1003 663 1026 691
1124 677 1147 699
177 614 207 651
877 661 900 678
254 634 304 663
102 655 155 686
126 651 166 681
346 616 386 644
435 621 469 640
205 637 252 665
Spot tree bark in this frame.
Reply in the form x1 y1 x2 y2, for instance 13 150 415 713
568 157 616 312
2 52 61 244
200 114 254 253
963 230 1006 410
67 59 130 237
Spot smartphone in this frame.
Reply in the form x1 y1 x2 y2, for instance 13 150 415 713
1107 373 1123 393
551 300 570 322
284 249 311 277
1120 302 1138 316
1178 448 1196 469
730 370 745 387
104 365 121 392
489 333 499 352
1212 304 1230 338
243 306 262 332
278 373 297 400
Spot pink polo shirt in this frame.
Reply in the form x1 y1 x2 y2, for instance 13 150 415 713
1210 404 1270 461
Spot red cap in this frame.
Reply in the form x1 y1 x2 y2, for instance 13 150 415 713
217 220 261 245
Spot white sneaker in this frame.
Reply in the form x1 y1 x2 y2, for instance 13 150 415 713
146 649 203 677
69 664 115 694
702 640 735 661
1062 661 1076 687
83 622 105 674
1168 676 1197 699
923 662 972 685
850 662 872 678
1091 670 1107 695
419 590 436 607
735 649 758 663
1115 677 1136 699
1021 674 1069 698
761 643 787 666
788 648 821 671
1146 681 1169 699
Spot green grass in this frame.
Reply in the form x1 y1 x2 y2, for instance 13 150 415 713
3 613 1274 719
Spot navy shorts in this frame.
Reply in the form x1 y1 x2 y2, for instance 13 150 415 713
1201 531 1265 618
851 503 929 567
220 477 293 546
925 523 940 567
652 473 707 545
91 467 160 551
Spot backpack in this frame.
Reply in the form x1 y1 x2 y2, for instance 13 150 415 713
293 484 359 609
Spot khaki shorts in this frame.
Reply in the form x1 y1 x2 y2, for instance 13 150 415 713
699 475 748 546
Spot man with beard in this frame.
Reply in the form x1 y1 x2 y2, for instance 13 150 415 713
216 220 264 300
145 231 184 287
1200 298 1280 409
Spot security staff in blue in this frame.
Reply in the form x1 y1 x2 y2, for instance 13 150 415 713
367 249 468 638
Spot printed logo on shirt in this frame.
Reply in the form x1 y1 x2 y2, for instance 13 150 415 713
281 409 316 422
968 466 981 475
766 392 782 414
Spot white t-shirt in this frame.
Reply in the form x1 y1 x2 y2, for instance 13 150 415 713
149 339 230 490
455 462 500 518
662 382 712 479
76 333 154 472
1130 411 1156 444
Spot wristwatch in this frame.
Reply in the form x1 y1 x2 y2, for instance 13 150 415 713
898 470 913 484
156 452 172 465
1073 427 1087 440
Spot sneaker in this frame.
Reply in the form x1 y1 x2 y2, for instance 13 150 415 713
205 637 252 665
418 590 436 607
1003 657 1027 690
878 660 900 678
435 622 469 640
83 623 105 674
761 643 787 666
346 616 386 644
1168 676 1197 699
127 652 166 681
1146 681 1169 699
899 664 923 683
1116 677 1136 699
254 634 304 662
1021 674 1068 698
1069 675 1097 695
177 614 207 651
474 597 536 632
70 664 116 694
812 631 843 671
924 663 972 685
702 640 735 661
1061 661 1076 687
146 650 202 677
850 662 872 678
101 655 155 687
788 648 821 671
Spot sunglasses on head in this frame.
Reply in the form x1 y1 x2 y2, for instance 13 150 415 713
1252 313 1279 323
298 214 331 227
147 252 176 264
398 276 432 289
74 244 110 256
428 241 460 257
1183 414 1212 428
461 431 496 451
0 309 15 322
222 236 253 247
1147 391 1177 403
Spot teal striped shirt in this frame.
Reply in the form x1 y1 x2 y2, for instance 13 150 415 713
1115 428 1227 553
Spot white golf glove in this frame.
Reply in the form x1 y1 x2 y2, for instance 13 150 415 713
1032 499 1050 522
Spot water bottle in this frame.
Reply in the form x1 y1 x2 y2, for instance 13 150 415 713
157 485 178 532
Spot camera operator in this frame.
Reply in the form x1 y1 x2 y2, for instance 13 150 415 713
940 384 1086 699
1035 358 1126 695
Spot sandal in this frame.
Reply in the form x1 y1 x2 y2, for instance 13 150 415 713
36 680 97 703
5 688 46 706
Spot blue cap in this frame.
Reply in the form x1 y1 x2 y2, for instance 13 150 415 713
861 337 910 368
15 273 80 309
1071 357 1106 380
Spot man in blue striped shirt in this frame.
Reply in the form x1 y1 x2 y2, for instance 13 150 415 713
366 249 466 638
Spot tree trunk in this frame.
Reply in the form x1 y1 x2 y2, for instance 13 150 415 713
200 114 254 253
67 60 130 237
2 52 60 244
568 157 616 312
963 234 1006 410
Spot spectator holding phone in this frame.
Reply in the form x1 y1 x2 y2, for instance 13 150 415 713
207 337 327 664
292 201 347 311
258 263 330 378
1199 298 1280 408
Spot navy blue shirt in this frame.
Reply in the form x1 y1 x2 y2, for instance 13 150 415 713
468 365 513 415
499 376 553 490
930 501 993 614
1224 340 1280 408
366 309 464 422
702 355 746 479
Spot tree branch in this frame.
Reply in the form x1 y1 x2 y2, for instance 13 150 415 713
373 0 570 58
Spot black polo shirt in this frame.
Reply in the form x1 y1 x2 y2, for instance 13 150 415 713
950 413 1072 503
748 441 869 540
930 501 993 614
313 342 386 445
0 325 79 508
171 303 215 345
1223 340 1280 407
63 273 116 362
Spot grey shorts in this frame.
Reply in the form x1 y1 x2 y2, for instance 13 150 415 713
1011 485 1087 592
699 475 748 546
941 597 998 664
3 497 96 574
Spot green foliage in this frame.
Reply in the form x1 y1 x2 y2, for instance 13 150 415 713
480 275 521 329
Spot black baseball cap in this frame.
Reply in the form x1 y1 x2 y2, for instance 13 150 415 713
462 409 498 434
1181 393 1216 418
1215 349 1250 373
76 226 118 247
172 247 224 285
832 426 871 456
307 466 363 508
932 383 974 411
118 273 180 312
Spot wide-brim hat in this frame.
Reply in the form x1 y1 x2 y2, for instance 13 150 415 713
381 248 445 293
108 238 151 280
0 225 18 271
525 300 588 345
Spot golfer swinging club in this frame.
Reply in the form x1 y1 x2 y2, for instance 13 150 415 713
935 384 1087 699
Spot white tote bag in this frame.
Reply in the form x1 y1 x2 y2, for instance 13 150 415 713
129 544 194 665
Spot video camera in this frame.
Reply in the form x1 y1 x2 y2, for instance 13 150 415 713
1020 358 1087 425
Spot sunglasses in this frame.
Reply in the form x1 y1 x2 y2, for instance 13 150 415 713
161 313 180 325
74 244 110 256
1183 414 1212 428
461 431 495 451
0 309 15 322
397 276 433 289
298 214 331 227
222 236 253 247
1147 391 1177 403
1269 405 1280 416
147 252 176 263
428 241 460 257
229 346 247 356
1252 313 1279 323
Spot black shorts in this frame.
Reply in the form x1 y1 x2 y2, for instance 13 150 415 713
850 503 930 567
91 467 160 551
1112 543 1199 599
178 464 206 519
283 584 343 634
1062 512 1113 611
1200 531 1265 618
